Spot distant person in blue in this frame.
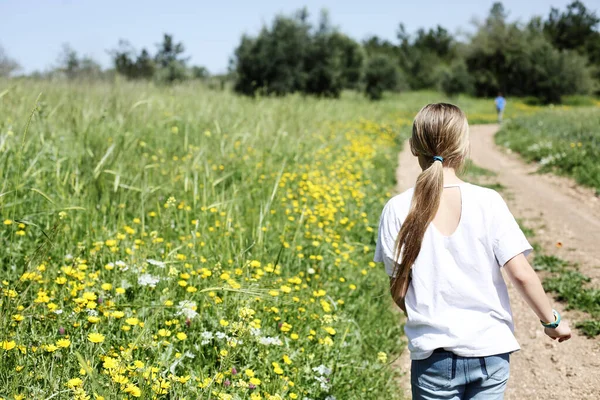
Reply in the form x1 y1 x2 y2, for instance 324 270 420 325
495 93 506 123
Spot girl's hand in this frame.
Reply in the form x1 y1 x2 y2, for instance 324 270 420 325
544 321 572 342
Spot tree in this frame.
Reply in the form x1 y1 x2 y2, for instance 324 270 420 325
0 45 21 77
191 65 209 80
111 40 137 78
438 60 474 97
304 32 343 97
135 49 155 79
233 11 312 96
56 44 103 80
412 26 454 60
233 9 363 97
466 3 593 102
330 32 364 89
391 24 458 90
155 34 189 83
544 1 599 55
544 1 600 89
79 56 103 79
57 44 80 79
110 41 156 80
364 54 399 100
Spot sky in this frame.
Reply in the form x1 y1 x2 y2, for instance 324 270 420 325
1 0 598 75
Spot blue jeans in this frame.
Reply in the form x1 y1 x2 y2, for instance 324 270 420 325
411 350 510 399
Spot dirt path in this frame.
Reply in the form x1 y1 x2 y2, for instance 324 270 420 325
393 124 600 399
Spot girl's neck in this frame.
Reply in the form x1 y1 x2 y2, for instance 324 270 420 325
442 168 464 186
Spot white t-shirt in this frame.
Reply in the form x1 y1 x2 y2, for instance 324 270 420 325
374 183 532 360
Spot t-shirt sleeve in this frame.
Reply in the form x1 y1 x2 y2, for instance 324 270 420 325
491 192 532 267
374 200 401 277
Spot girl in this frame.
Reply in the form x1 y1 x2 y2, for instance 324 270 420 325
374 103 571 399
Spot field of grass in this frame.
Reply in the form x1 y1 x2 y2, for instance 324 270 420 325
0 79 562 399
496 107 600 192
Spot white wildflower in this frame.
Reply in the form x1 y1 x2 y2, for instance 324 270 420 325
215 331 228 340
258 336 282 346
175 300 198 319
250 327 262 336
313 364 332 376
315 375 330 391
201 331 214 340
138 273 160 287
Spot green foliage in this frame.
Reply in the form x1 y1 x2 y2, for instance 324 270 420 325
232 10 363 98
154 34 189 83
110 35 207 84
191 65 209 80
233 12 312 96
516 220 535 237
111 40 156 80
56 44 104 80
496 108 600 190
561 95 599 106
543 271 600 332
438 60 474 97
399 24 456 90
465 3 594 103
328 32 365 90
575 320 600 336
364 55 399 100
135 49 156 79
533 255 570 272
544 1 600 66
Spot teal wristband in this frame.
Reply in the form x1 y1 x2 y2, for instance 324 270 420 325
541 309 561 329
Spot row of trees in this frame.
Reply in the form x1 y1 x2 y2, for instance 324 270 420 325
0 35 210 84
110 34 208 83
232 1 600 102
2 1 598 102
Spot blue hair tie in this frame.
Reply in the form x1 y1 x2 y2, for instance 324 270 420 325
433 156 444 163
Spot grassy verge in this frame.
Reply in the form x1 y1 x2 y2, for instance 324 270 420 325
533 255 600 337
495 107 600 193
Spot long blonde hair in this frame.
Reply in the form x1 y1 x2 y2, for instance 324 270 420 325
391 103 470 304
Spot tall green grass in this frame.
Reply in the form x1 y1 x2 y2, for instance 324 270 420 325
1 81 412 399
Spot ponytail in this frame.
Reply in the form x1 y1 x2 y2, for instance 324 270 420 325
391 159 444 303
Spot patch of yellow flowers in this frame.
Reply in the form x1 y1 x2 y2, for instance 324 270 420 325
0 117 400 399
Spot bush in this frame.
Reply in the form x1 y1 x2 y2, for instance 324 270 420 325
364 55 399 100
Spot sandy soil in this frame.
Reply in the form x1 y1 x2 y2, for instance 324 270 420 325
392 124 600 399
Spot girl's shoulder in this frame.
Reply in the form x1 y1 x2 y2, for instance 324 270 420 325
383 187 414 211
463 183 505 203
